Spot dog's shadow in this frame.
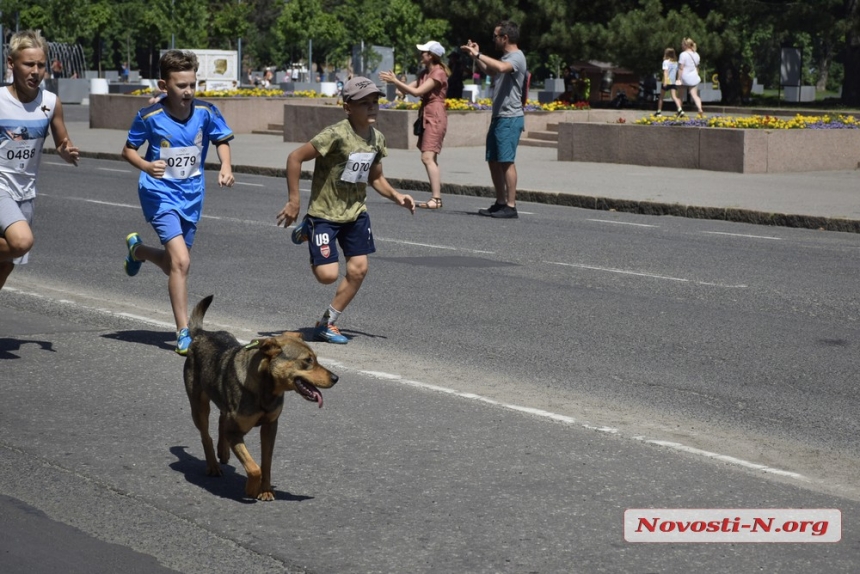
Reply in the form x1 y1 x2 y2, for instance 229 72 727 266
169 446 313 504
101 330 175 352
0 338 55 360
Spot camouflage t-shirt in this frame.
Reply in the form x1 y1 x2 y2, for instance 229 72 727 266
307 119 388 223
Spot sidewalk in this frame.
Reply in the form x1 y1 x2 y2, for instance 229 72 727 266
49 116 860 233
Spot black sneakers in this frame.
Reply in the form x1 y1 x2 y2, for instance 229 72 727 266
478 203 518 218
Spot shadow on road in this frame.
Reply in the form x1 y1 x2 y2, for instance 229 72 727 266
168 446 314 504
0 338 55 360
101 329 175 352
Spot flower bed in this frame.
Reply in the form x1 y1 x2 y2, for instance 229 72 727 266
636 113 860 130
558 116 860 173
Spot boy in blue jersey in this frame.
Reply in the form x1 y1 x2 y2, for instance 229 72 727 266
121 50 234 355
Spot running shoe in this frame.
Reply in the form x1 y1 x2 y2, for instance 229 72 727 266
291 216 309 245
175 328 192 355
124 232 143 277
314 322 348 344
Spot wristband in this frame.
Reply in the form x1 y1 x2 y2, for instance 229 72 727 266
476 52 482 60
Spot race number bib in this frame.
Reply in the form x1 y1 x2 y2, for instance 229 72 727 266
1 140 39 172
340 152 375 184
161 145 202 180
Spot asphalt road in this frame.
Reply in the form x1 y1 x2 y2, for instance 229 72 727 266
1 158 859 572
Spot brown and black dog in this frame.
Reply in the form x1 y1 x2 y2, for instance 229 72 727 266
182 295 338 501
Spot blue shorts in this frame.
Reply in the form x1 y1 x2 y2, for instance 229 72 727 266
306 211 375 266
486 116 525 163
150 210 196 248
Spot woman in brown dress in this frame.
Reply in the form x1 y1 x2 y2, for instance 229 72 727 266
380 41 450 209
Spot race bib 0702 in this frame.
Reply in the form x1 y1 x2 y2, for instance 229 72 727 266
340 151 376 184
161 145 202 180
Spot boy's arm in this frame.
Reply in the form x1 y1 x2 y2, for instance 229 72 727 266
49 99 79 166
214 142 234 187
368 162 415 214
276 142 320 227
121 143 166 179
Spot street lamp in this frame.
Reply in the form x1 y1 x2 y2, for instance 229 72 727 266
237 0 242 84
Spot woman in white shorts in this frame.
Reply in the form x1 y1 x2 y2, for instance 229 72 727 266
677 37 704 117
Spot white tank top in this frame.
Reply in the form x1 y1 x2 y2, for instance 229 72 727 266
0 87 56 201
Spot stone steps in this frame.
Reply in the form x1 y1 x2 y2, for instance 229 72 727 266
521 122 559 148
251 123 284 136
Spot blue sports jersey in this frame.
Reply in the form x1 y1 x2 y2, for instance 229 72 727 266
126 100 233 223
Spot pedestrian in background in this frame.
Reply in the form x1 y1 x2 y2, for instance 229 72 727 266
447 51 465 100
380 41 450 210
276 77 415 345
677 37 704 117
121 50 235 355
462 20 527 219
0 30 79 291
655 48 683 117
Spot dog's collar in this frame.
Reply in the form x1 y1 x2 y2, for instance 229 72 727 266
244 340 261 349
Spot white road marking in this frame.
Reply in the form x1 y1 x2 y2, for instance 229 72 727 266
702 231 782 240
39 194 139 209
636 438 805 479
235 181 265 187
375 237 495 254
98 167 132 173
544 261 748 288
588 218 659 228
2 286 807 484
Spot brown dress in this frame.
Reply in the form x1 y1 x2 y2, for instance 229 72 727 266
418 66 448 154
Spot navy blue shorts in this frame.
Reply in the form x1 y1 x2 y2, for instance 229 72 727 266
306 211 375 266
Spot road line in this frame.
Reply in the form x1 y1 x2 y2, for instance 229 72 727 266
2 286 807 485
588 219 659 228
544 261 748 288
636 438 805 479
354 368 804 481
702 231 782 240
235 181 265 187
97 167 132 173
375 237 496 254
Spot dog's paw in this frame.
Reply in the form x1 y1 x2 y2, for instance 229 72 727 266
257 490 276 502
206 463 223 477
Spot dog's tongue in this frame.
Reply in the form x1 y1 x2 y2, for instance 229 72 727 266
313 389 324 408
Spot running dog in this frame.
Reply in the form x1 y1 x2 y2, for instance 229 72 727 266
182 295 338 501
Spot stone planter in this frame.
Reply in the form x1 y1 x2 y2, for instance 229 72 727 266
281 104 608 149
283 104 497 149
557 123 860 173
89 94 338 133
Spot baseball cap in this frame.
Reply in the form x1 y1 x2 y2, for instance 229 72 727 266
342 76 384 101
416 41 445 58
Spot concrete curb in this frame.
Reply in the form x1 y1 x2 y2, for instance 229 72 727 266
48 149 860 234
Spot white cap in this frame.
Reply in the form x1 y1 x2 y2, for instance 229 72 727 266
416 41 445 58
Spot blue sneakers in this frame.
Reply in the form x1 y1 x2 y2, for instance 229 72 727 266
124 232 143 276
291 216 309 245
175 328 192 355
314 322 348 344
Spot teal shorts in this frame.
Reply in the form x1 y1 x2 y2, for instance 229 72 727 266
485 116 525 163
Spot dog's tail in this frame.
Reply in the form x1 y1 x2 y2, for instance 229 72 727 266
188 295 214 337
